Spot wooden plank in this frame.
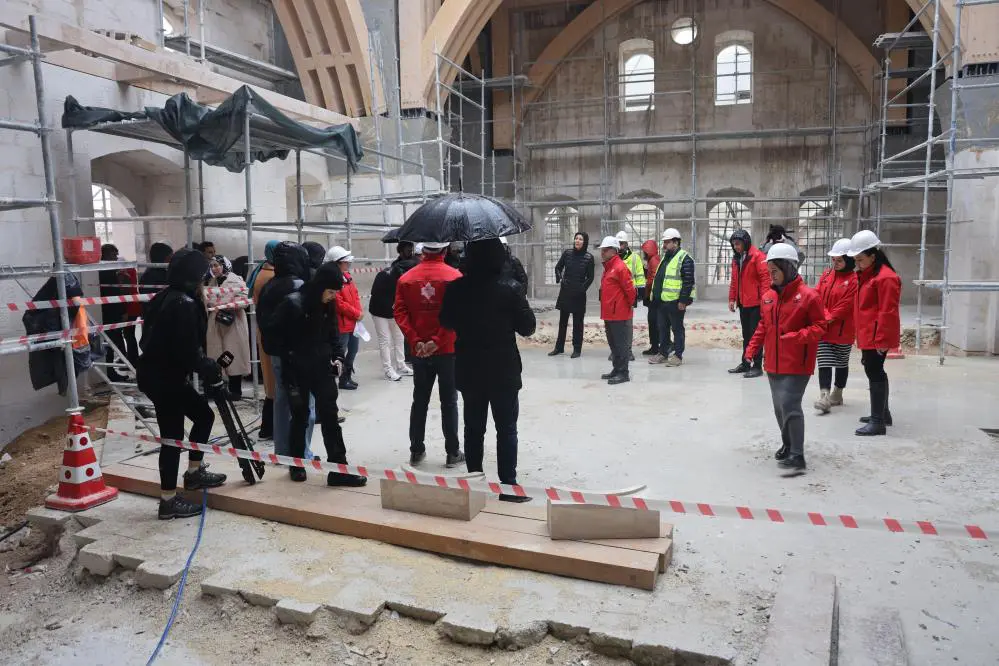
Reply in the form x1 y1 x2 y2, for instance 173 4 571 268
104 461 660 590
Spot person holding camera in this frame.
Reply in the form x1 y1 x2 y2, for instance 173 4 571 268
138 248 227 520
269 261 367 486
206 255 251 399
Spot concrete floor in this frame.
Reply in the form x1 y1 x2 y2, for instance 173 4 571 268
79 333 999 665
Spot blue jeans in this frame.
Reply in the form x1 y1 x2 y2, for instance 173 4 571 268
272 356 315 458
338 332 360 381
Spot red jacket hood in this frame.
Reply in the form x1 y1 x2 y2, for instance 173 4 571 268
641 240 659 259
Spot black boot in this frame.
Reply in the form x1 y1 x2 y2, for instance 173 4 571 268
289 466 307 482
548 348 564 356
778 454 806 473
258 398 274 440
774 443 790 461
744 366 764 379
608 373 630 385
600 370 616 380
570 348 581 359
728 361 750 374
339 368 358 391
856 381 888 436
327 471 367 487
859 381 893 425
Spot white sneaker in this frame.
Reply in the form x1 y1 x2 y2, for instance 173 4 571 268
385 370 402 382
397 365 414 376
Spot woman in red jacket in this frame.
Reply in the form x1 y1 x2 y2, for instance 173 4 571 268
326 246 364 391
745 244 828 473
813 239 858 414
848 230 901 436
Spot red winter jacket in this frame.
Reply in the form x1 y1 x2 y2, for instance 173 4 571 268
335 271 363 334
855 264 901 350
600 254 637 322
746 276 828 375
816 268 858 345
121 268 142 318
641 240 660 300
394 253 461 355
728 245 770 308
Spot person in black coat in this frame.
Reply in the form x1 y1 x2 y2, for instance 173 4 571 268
369 241 418 380
273 261 367 487
137 249 227 520
139 243 173 302
98 244 138 380
549 231 594 358
22 273 89 396
498 237 529 297
439 238 536 502
302 242 327 278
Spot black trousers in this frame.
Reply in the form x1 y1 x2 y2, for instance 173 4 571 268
646 300 660 352
463 386 520 485
287 360 346 464
554 308 584 352
410 354 460 455
739 305 762 367
861 349 888 382
106 323 139 370
656 301 687 358
818 367 849 390
604 319 633 376
142 382 211 491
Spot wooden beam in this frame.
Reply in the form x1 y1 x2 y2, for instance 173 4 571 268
491 6 512 149
0 12 357 127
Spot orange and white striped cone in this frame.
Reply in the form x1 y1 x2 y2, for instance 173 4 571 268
45 413 118 512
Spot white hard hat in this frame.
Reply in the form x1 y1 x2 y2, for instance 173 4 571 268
661 228 681 241
847 229 881 257
599 235 621 250
615 230 629 243
325 246 353 263
766 243 800 264
827 238 852 257
414 243 424 255
499 236 509 245
421 242 450 251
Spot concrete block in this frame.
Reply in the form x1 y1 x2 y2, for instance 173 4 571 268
240 589 279 608
275 598 322 626
496 620 549 650
837 603 908 666
135 560 184 590
113 549 147 571
548 618 590 641
326 585 385 633
631 639 735 666
547 500 661 540
757 566 837 666
200 574 239 598
436 611 499 646
589 628 634 658
73 526 103 548
385 599 447 623
78 543 116 577
379 477 486 521
25 506 76 531
75 514 104 528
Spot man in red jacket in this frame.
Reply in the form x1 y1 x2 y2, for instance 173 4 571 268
728 229 770 378
598 236 637 385
745 244 827 474
394 242 465 467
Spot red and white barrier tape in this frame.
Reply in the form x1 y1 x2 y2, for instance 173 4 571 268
5 294 152 312
88 425 991 542
0 318 143 347
206 298 253 312
564 322 742 333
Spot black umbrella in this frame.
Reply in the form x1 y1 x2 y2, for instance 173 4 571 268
393 193 531 243
380 227 401 243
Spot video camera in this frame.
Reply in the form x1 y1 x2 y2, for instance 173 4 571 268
208 352 265 485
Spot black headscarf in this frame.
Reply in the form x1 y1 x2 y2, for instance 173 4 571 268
167 248 210 296
573 231 589 254
302 242 327 271
302 261 344 308
463 238 506 280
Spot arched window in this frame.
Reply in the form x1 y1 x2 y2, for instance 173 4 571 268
544 206 580 285
707 201 752 284
92 184 117 245
619 39 655 112
798 199 844 284
716 42 752 106
623 203 663 247
162 17 175 36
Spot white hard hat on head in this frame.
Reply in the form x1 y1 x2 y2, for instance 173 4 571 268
766 243 800 264
827 238 852 257
421 241 450 251
615 230 629 243
847 229 881 257
325 246 353 263
599 235 621 250
661 228 681 241
499 236 509 245
414 243 424 255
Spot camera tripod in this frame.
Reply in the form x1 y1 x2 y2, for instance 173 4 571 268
209 352 265 485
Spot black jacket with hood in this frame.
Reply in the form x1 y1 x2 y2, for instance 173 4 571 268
369 254 419 318
500 247 529 298
440 239 536 392
137 249 213 388
302 242 327 279
554 231 595 312
257 242 311 357
275 261 346 368
139 243 173 309
23 273 88 393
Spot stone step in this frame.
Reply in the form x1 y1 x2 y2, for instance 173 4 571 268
836 597 909 666
757 565 838 666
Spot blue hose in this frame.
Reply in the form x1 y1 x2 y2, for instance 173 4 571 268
146 489 208 666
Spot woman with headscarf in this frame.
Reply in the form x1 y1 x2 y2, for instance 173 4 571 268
206 255 251 398
549 232 594 358
813 239 858 414
251 240 279 437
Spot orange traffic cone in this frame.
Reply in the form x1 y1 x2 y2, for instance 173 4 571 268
45 412 118 512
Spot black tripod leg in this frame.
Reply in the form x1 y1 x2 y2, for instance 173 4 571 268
213 393 256 484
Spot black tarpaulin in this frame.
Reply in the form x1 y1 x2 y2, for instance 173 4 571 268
62 85 363 173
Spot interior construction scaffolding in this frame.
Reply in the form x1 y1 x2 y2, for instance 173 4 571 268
864 0 999 361
506 0 865 292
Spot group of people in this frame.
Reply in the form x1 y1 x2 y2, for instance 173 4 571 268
548 222 901 474
136 236 536 520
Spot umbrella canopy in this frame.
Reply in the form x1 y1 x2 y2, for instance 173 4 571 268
393 193 531 243
380 227 401 243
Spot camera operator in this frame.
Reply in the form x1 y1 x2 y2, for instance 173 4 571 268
271 261 367 486
138 248 227 520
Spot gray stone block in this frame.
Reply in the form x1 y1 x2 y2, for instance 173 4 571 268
240 589 279 608
496 620 549 650
590 628 634 658
630 627 735 666
25 506 75 531
548 618 590 641
436 611 499 646
757 566 837 666
326 585 385 633
113 549 146 571
275 599 322 626
837 602 908 666
200 574 239 598
135 561 185 590
78 543 116 577
385 599 446 623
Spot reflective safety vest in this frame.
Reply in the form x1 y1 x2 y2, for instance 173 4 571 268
622 251 646 288
71 305 89 349
655 249 696 303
